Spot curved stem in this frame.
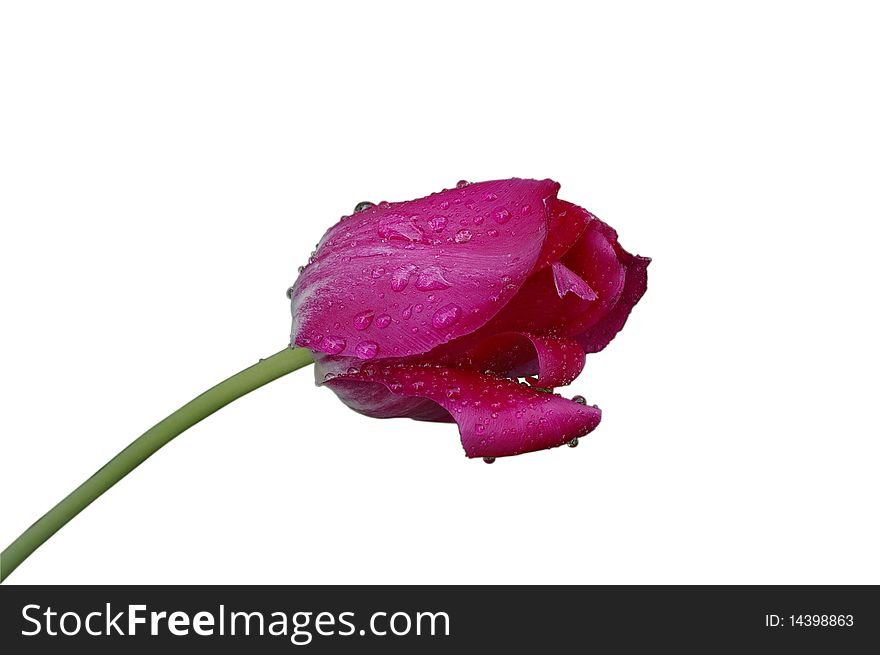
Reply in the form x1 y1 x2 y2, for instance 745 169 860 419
1 346 314 582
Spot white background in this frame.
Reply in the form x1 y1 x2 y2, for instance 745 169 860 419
1 1 878 584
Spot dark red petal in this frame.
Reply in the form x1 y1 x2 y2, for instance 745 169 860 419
320 364 601 458
473 218 626 338
523 334 585 387
452 332 585 388
576 247 651 353
534 199 592 270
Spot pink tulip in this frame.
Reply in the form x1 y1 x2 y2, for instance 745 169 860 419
289 179 649 459
1 177 650 581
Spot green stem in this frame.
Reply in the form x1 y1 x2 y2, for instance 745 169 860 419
1 347 314 583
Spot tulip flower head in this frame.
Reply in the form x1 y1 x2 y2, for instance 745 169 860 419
289 179 649 459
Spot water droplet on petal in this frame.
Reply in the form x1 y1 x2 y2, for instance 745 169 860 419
438 200 450 210
354 201 375 213
378 215 423 242
492 208 511 224
416 266 452 290
432 303 462 329
483 192 498 201
355 341 379 359
323 335 346 354
572 395 587 405
456 180 469 188
286 286 295 299
483 457 496 464
521 204 532 215
375 313 391 328
487 229 499 237
568 437 579 448
391 264 418 291
428 215 448 232
354 310 374 330
371 267 386 279
454 229 473 244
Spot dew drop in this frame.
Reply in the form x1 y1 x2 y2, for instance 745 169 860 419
456 180 469 188
371 267 386 279
416 266 452 290
354 310 374 330
432 303 462 329
483 457 496 464
454 229 473 244
483 192 498 201
391 264 418 291
568 437 579 448
355 341 379 360
354 201 375 213
487 229 499 237
378 216 422 242
323 335 346 354
375 313 391 328
492 208 511 224
521 204 532 215
438 200 450 210
428 215 448 232
286 286 294 299
572 395 587 405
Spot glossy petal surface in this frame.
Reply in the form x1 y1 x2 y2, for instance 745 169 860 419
290 179 560 360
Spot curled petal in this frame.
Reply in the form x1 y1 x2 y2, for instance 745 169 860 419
444 332 585 388
522 334 585 388
321 364 601 458
290 179 561 360
551 261 597 300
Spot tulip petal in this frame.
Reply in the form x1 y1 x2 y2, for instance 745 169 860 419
535 199 593 270
576 248 651 353
438 331 585 388
522 334 585 387
472 218 630 341
320 363 601 458
289 179 561 361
